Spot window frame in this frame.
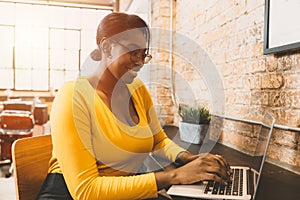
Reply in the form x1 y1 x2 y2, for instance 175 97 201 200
0 1 112 91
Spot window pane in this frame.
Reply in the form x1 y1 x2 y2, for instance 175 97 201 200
50 49 64 69
0 3 112 91
50 29 65 49
32 48 48 69
81 9 98 29
49 6 65 28
65 7 81 29
50 70 65 90
15 25 33 47
15 47 32 69
65 30 80 50
15 69 32 90
65 50 79 70
30 5 49 26
16 4 48 26
81 30 97 50
65 70 79 82
0 69 13 89
0 47 13 68
32 27 48 48
32 69 48 90
0 26 14 47
15 4 34 25
0 2 15 25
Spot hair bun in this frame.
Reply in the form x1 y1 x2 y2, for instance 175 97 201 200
90 48 102 61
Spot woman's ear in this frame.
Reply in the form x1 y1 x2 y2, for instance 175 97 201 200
100 38 112 58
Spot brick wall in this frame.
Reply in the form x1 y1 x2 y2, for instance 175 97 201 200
150 0 300 172
148 0 175 124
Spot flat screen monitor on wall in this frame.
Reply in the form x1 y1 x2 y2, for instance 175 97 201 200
264 0 300 54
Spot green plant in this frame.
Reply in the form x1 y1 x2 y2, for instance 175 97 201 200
178 104 211 124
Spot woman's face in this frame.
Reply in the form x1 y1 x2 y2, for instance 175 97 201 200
108 30 148 84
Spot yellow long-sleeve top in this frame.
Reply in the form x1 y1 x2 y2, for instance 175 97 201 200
48 77 185 200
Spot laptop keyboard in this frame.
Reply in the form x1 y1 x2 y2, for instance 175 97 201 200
204 168 244 196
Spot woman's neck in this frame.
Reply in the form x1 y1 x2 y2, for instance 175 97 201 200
88 66 126 98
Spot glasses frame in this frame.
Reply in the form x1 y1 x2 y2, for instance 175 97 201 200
110 39 152 65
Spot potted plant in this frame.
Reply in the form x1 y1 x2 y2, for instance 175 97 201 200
178 104 211 144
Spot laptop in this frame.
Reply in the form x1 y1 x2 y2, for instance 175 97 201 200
167 112 275 200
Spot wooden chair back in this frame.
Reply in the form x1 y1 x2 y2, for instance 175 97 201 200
12 134 52 200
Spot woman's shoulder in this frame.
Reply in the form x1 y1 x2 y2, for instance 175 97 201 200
129 78 147 91
129 78 152 100
55 77 92 97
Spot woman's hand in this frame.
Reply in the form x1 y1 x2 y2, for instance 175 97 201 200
173 153 232 185
175 151 200 165
154 153 232 190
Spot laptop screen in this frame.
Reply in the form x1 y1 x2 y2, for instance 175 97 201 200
252 112 275 199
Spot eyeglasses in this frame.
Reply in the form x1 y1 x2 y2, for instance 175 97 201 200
111 40 152 65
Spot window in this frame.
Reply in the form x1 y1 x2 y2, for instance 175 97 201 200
0 2 112 91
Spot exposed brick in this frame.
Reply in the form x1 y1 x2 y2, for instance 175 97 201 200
249 75 262 89
251 57 266 73
285 91 300 109
235 92 251 105
284 72 300 89
250 91 269 106
291 53 300 70
261 73 284 89
268 91 287 107
271 129 298 149
150 0 300 171
160 115 173 125
222 130 257 153
278 56 293 71
267 144 300 167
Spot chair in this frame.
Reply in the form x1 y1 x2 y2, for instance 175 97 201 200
0 110 34 177
12 134 52 200
3 100 49 125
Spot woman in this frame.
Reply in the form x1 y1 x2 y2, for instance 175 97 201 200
37 12 231 200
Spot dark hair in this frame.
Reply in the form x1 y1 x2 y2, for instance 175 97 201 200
91 12 150 61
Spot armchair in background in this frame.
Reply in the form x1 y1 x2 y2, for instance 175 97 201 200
0 110 34 177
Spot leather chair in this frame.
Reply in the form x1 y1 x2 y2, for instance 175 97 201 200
0 110 34 177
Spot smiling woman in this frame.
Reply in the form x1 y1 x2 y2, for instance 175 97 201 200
35 12 232 200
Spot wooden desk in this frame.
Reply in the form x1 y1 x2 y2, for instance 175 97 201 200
163 125 300 200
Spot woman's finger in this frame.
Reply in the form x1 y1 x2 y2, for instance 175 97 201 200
213 154 232 174
205 173 228 185
206 166 230 182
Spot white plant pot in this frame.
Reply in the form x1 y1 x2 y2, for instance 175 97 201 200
179 122 209 144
